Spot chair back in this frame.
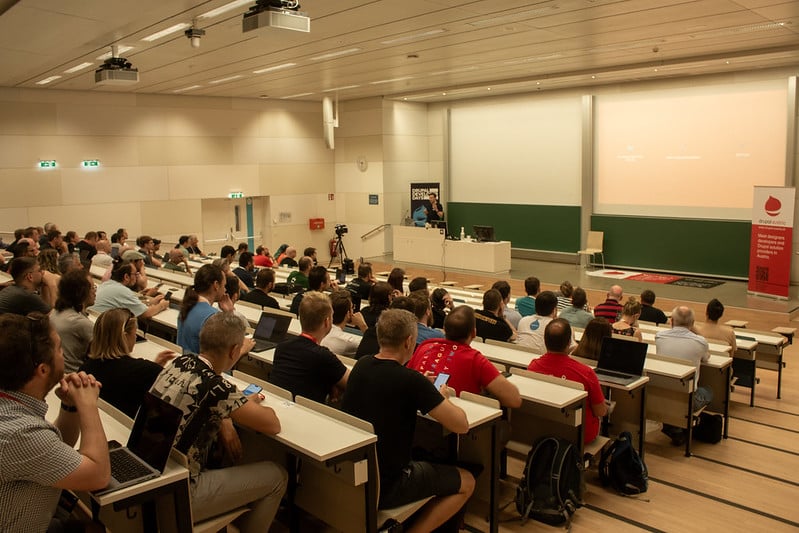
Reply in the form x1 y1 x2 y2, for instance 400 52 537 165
587 230 603 250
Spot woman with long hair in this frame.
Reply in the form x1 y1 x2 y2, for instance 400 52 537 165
177 264 233 354
572 318 613 360
386 267 405 297
360 281 392 328
80 308 176 418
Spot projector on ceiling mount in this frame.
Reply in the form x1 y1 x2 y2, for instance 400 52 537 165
243 2 310 33
95 56 139 86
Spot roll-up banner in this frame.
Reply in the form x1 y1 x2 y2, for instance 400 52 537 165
748 186 795 299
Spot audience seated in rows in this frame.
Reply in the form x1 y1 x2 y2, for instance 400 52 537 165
75 231 99 264
177 264 237 355
186 234 203 256
270 292 349 403
286 256 312 290
475 288 516 343
571 318 612 360
290 265 332 316
241 269 281 310
655 306 712 446
612 298 643 341
136 235 162 268
639 289 668 324
528 318 607 444
387 267 405 297
409 290 445 345
0 313 111 532
410 306 522 408
253 245 274 267
0 257 56 315
80 309 175 419
593 284 624 322
321 289 366 356
278 247 298 267
559 287 593 329
345 262 376 312
430 287 453 329
696 298 737 352
91 260 169 320
342 309 475 530
556 281 574 312
149 312 287 533
303 246 318 266
50 270 96 373
515 276 540 317
233 252 256 289
163 249 187 272
492 280 521 329
517 291 560 353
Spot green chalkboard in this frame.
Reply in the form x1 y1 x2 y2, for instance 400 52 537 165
447 203 581 252
591 215 750 277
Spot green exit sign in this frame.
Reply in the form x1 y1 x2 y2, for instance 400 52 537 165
81 160 100 168
38 160 57 168
228 192 244 199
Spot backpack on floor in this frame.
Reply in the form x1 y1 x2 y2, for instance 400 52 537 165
515 436 583 527
693 412 723 444
598 431 648 495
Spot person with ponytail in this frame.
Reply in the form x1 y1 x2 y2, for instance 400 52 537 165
177 264 236 354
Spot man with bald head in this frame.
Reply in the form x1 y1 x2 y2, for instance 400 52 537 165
655 305 711 445
279 247 298 267
593 284 624 322
409 305 521 408
528 318 607 444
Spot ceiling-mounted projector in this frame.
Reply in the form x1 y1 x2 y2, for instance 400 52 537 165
243 0 310 33
95 56 139 86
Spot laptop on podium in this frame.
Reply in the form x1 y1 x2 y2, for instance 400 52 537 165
594 336 647 386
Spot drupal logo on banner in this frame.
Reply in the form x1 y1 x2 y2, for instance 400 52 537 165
765 195 781 217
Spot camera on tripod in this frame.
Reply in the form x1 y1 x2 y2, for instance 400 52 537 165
335 224 348 237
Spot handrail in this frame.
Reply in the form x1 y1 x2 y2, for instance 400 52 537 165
361 224 391 240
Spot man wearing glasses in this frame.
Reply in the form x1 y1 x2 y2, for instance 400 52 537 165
0 257 57 315
91 261 169 320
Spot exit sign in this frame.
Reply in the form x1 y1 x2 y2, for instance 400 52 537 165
228 192 244 199
81 160 100 168
38 160 56 168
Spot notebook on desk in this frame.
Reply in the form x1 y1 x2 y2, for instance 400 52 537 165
594 337 647 386
251 310 293 353
94 392 183 495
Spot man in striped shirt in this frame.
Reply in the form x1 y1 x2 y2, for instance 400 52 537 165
593 285 624 323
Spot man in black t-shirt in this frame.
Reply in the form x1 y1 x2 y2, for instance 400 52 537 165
342 309 474 530
345 262 375 311
241 269 281 310
474 288 516 343
269 292 348 403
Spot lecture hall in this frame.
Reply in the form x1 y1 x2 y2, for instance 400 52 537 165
1 0 798 531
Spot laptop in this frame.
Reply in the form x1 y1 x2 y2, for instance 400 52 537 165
594 336 648 386
251 310 293 353
94 392 183 495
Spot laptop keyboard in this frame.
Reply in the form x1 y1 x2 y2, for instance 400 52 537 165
252 340 277 353
110 450 153 483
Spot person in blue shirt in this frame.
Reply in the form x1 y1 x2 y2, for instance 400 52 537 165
409 290 444 346
177 264 235 354
516 276 540 317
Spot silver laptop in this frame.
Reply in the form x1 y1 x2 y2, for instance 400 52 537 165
94 392 183 495
251 310 293 353
594 337 647 386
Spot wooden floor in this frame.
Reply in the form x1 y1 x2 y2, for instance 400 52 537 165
278 256 799 532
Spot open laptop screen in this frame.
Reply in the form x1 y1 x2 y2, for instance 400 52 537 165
597 337 647 376
127 392 183 472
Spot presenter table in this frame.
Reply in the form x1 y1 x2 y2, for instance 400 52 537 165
392 225 511 274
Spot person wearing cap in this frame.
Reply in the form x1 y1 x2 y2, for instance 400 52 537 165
121 250 160 298
136 235 162 268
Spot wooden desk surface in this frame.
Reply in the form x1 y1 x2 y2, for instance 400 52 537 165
224 375 376 463
506 374 587 409
448 396 502 430
145 267 194 286
644 358 696 380
473 340 534 369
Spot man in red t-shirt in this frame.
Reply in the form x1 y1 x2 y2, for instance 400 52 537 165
528 318 607 444
409 306 521 408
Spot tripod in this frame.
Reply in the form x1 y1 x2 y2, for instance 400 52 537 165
328 232 349 269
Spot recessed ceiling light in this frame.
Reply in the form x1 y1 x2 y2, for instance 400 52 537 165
35 75 61 85
63 62 94 74
173 85 202 93
209 75 243 84
253 63 296 74
198 0 251 20
97 46 133 60
591 75 596 79
369 76 413 85
487 87 491 91
442 92 447 96
311 48 360 61
142 23 191 42
322 85 359 92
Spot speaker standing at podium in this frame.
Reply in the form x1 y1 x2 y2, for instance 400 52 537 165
425 192 444 223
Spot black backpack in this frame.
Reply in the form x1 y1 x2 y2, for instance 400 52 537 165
693 413 723 444
599 431 648 495
515 436 583 527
